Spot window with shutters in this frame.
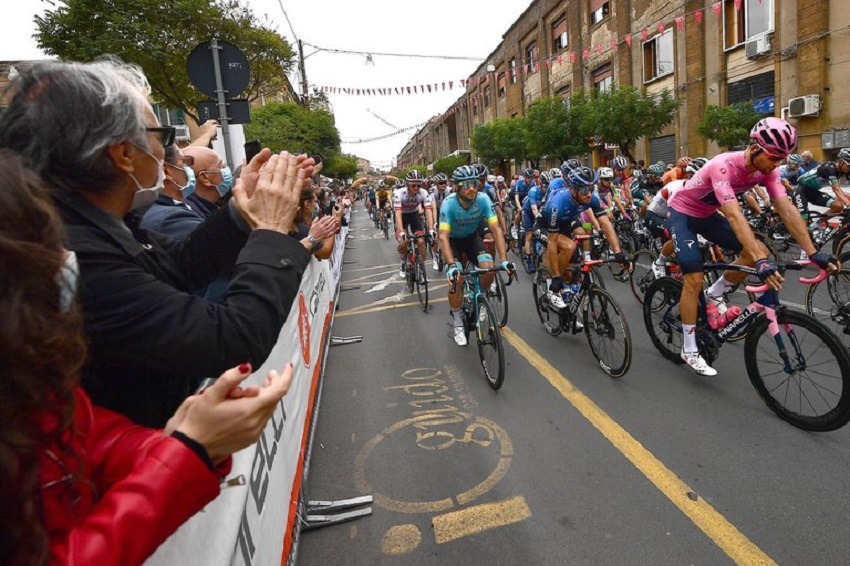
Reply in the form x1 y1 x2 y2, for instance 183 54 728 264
551 16 568 53
509 58 518 84
525 41 538 74
593 63 613 93
642 29 674 83
590 0 610 26
498 71 507 97
724 0 773 50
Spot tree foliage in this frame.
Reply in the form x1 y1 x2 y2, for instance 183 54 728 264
524 95 590 161
35 0 295 123
584 86 680 162
324 153 359 179
471 117 527 169
698 102 767 150
243 102 340 159
432 154 469 176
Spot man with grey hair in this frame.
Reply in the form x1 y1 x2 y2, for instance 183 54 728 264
799 150 821 175
0 58 318 427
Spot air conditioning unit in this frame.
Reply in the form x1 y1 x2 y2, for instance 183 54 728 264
745 33 772 60
174 124 190 141
788 94 822 118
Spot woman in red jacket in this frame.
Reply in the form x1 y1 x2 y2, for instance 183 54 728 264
0 151 293 565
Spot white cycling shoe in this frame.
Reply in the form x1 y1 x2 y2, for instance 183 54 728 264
651 261 666 279
547 290 567 309
433 258 440 271
681 350 718 377
453 326 468 346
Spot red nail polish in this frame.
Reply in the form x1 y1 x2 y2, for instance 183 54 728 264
239 362 251 373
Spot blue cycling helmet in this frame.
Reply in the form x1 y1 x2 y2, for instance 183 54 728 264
568 166 598 189
453 165 479 182
560 158 582 177
474 164 489 178
786 154 803 166
611 155 629 170
521 167 535 178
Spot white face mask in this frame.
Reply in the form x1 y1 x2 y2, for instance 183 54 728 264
58 250 79 314
129 144 165 210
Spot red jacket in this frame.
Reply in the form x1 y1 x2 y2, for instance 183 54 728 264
41 388 231 565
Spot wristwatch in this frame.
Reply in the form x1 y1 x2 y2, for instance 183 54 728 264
307 234 323 252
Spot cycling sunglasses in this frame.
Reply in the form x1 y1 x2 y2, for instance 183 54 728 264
146 126 176 147
754 144 785 163
574 185 594 195
458 180 480 190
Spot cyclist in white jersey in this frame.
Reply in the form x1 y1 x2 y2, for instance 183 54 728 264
394 170 434 276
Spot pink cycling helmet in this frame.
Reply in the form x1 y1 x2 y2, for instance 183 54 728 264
749 117 797 158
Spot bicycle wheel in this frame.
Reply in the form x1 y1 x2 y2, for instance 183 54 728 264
608 231 634 282
532 266 562 336
487 272 509 327
744 309 850 431
415 260 429 312
584 286 632 377
629 248 658 305
405 259 415 292
382 217 389 239
643 277 685 363
476 295 505 390
804 263 850 348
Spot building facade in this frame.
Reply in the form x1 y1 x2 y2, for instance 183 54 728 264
397 0 850 174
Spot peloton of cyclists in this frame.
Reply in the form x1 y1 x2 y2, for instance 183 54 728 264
793 147 850 218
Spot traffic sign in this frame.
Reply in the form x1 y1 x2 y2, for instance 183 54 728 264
197 100 252 124
187 40 250 99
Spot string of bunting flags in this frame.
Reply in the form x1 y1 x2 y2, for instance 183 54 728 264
317 0 752 112
341 121 429 144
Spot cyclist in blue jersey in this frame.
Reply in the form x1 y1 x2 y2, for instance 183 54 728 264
793 148 850 217
441 165 512 346
512 168 535 228
543 166 629 309
521 172 548 272
779 153 803 194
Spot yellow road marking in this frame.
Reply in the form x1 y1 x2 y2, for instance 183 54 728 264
432 496 531 545
500 327 775 566
381 524 422 555
336 297 448 318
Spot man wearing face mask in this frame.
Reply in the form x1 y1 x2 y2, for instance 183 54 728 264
140 144 205 240
0 59 318 428
183 145 233 220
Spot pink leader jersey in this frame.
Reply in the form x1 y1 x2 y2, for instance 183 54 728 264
668 151 785 218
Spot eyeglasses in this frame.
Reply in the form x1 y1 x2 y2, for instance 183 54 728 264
754 144 784 163
459 180 479 190
146 126 176 147
575 186 594 195
437 181 447 185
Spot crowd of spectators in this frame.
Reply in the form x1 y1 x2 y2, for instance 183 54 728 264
0 57 352 564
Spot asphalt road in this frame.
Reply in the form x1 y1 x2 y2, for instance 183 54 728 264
298 205 850 565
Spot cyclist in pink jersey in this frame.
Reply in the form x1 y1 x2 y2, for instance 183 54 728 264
666 118 838 376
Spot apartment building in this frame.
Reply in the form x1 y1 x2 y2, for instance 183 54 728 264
397 0 850 174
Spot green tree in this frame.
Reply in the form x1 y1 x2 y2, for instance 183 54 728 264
584 86 680 163
243 102 341 158
324 154 359 179
432 154 469 176
36 0 295 123
471 117 527 170
698 102 768 150
524 94 590 162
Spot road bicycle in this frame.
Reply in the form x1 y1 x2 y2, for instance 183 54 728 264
482 233 511 327
643 260 850 431
379 208 390 239
532 239 632 378
401 234 429 312
450 264 517 390
804 250 850 349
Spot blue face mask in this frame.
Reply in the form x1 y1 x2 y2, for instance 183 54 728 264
216 166 233 197
312 208 320 219
180 165 196 198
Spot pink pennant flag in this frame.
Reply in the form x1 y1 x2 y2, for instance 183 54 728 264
557 54 563 64
624 34 632 47
523 64 529 75
611 39 618 51
534 61 539 73
641 28 649 42
546 59 552 70
694 9 703 24
570 51 577 63
477 75 483 86
583 49 590 61
734 0 742 10
712 2 722 17
675 16 684 31
597 43 603 55
657 23 665 34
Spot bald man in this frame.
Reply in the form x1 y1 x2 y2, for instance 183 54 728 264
183 146 229 219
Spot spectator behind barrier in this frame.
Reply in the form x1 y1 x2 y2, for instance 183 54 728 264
0 58 317 427
0 150 294 566
292 186 339 259
183 146 229 220
140 143 205 240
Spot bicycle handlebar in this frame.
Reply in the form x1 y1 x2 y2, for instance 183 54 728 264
449 265 517 294
743 259 829 294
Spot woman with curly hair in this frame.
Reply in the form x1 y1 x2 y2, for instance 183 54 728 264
0 150 293 565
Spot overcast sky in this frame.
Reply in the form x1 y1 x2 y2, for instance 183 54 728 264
2 0 524 169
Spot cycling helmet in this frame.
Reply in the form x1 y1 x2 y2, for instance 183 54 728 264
631 169 643 179
646 162 666 176
597 167 614 180
394 179 405 189
377 179 384 187
568 166 598 189
786 154 804 166
433 172 448 183
486 174 496 184
406 169 424 183
677 156 692 168
474 164 489 178
838 148 850 163
611 155 629 170
496 175 505 183
750 117 797 158
685 157 708 175
453 165 479 182
559 158 581 177
549 167 562 178
540 171 552 185
521 167 535 178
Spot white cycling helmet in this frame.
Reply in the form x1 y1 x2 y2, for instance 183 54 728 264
549 167 562 178
487 174 496 184
496 175 505 183
598 167 614 180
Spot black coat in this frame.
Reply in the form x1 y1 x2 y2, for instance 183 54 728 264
55 192 311 427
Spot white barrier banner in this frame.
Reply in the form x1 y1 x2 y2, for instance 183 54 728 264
146 226 347 566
